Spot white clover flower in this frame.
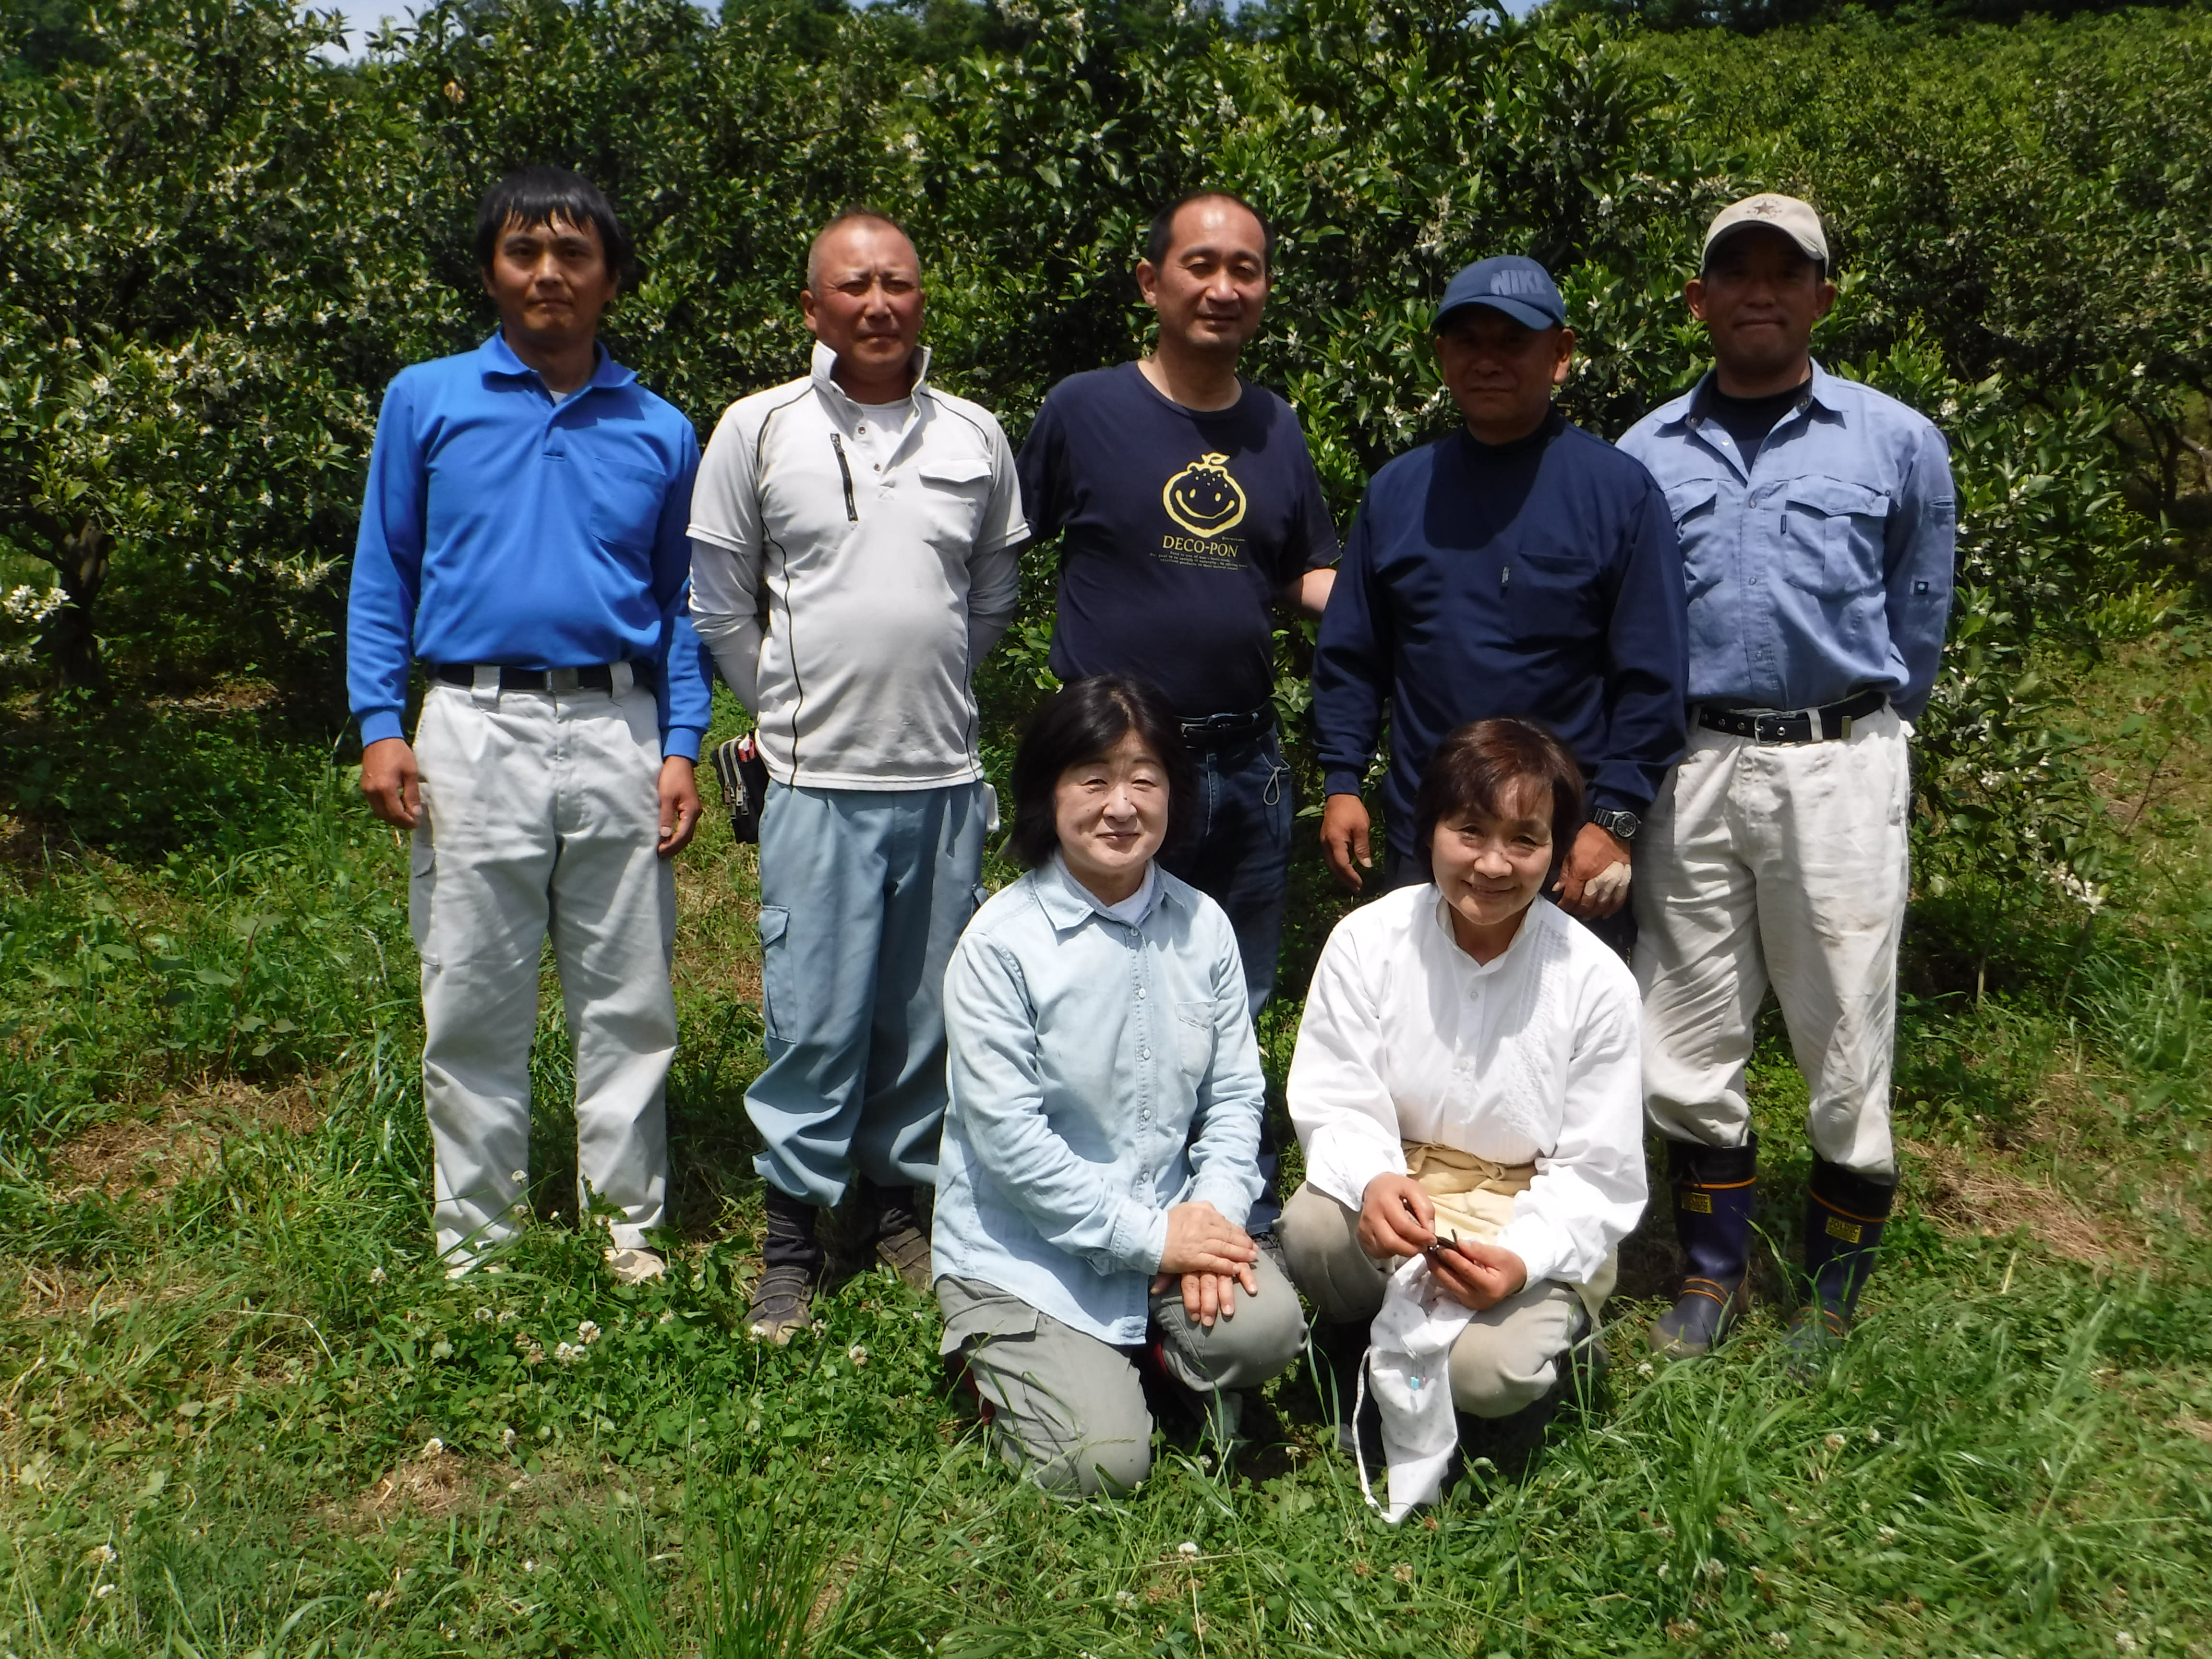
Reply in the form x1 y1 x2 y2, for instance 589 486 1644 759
91 1543 118 1564
577 1321 601 1345
1866 1426 1882 1443
553 1342 581 1366
1768 1635 1791 1652
523 1559 538 1574
501 1428 517 1450
475 1307 495 1323
1824 1433 1846 1451
422 1437 445 1457
510 1170 527 1185
1636 1360 1655 1377
369 1266 387 1285
1115 1590 1137 1608
96 1583 117 1600
1876 1526 1898 1544
847 1345 868 1367
2115 1635 2138 1654
1177 1541 1199 1558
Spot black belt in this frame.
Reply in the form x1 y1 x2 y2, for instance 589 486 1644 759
433 662 632 694
1179 706 1275 750
1697 687 1887 745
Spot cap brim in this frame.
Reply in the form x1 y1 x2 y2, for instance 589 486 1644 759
1432 295 1560 333
1703 220 1827 266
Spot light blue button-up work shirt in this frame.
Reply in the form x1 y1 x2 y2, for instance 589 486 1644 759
1616 362 1956 720
347 333 711 758
931 858 1267 1346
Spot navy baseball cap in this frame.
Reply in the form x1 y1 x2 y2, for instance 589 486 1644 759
1432 255 1567 333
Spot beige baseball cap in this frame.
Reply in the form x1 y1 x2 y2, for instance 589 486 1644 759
1702 193 1828 267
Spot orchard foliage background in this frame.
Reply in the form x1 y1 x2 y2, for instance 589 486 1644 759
2 0 2208 930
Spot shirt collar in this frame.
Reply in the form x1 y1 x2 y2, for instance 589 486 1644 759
476 331 636 396
809 339 933 408
1035 853 1167 932
1430 887 1548 978
1669 359 1840 433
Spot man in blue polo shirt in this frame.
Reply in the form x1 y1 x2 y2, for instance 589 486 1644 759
1018 191 1339 1018
1618 195 1955 1364
1312 257 1687 941
348 166 709 1281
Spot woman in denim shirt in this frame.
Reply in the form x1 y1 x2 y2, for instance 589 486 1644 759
932 676 1304 1496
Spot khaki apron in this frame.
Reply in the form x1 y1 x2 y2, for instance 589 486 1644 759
1404 1142 1616 1322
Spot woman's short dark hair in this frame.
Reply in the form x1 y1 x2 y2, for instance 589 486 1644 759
1413 718 1587 884
1009 677 1194 870
474 166 635 287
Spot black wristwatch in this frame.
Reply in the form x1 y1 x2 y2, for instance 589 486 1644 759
1590 807 1641 843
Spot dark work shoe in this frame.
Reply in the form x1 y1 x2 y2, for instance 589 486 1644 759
1783 1157 1897 1366
746 1262 818 1345
1651 1136 1759 1358
860 1179 933 1294
1455 1372 1567 1486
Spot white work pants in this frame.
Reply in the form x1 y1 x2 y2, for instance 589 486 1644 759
1632 706 1911 1178
410 677 676 1263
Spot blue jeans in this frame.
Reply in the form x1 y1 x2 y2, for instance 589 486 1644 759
746 780 989 1207
1158 732 1293 1018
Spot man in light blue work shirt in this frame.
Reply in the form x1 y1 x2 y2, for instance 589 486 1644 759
1617 194 1955 1364
349 167 709 1281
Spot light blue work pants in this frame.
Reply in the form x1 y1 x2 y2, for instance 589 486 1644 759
746 779 989 1206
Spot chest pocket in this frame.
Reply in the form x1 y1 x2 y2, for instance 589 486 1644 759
918 456 994 549
1663 478 1725 600
1506 549 1599 642
1173 1000 1216 1081
1780 476 1888 600
585 456 668 559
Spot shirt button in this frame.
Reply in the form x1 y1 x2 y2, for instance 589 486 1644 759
1135 986 1146 998
1139 1047 1150 1061
1140 1111 1151 1123
856 423 867 433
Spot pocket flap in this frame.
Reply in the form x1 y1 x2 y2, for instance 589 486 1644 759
1664 478 1721 523
919 457 993 486
757 904 790 945
1785 476 1887 518
1174 998 1214 1028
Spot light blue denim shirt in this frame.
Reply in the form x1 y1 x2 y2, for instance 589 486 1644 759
931 856 1267 1346
1616 362 1956 720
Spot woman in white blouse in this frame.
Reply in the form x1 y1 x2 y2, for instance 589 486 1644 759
1282 717 1646 1494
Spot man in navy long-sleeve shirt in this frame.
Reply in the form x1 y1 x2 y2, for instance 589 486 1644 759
346 167 708 1281
1313 257 1687 933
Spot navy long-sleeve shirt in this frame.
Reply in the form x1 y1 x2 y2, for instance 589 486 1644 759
1312 410 1689 858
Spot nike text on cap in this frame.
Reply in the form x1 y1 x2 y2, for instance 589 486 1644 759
1702 193 1829 268
1431 255 1566 334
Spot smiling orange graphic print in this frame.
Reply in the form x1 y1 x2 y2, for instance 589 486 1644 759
1162 453 1249 539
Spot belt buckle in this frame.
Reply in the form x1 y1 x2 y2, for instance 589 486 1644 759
547 666 580 695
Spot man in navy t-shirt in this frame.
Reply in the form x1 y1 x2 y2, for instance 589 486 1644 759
1018 191 1339 1017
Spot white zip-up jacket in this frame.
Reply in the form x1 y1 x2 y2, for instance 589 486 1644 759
688 344 1026 790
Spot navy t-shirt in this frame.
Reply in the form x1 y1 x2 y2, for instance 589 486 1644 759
1018 363 1340 717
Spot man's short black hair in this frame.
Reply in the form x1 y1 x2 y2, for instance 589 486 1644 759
1008 676 1195 869
1145 191 1276 274
474 166 634 285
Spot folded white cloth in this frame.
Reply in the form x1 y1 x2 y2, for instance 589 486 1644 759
1353 1252 1477 1522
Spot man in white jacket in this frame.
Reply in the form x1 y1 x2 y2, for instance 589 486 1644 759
687 208 1027 1341
1280 719 1645 1504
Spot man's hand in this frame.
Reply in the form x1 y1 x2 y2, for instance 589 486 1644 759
1321 792 1374 892
1357 1172 1437 1260
1552 822 1630 918
1425 1236 1529 1312
658 757 701 858
361 737 421 830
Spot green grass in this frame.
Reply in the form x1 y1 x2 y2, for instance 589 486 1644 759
2 647 2209 1658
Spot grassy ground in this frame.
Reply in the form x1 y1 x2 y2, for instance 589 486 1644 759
1 624 2208 1659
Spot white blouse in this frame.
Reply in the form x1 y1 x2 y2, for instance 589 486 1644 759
1287 886 1647 1287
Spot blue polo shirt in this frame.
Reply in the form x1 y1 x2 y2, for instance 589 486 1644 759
346 333 710 759
1312 410 1688 860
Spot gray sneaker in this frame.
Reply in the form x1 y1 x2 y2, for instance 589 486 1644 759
747 1262 818 1345
603 1247 667 1286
